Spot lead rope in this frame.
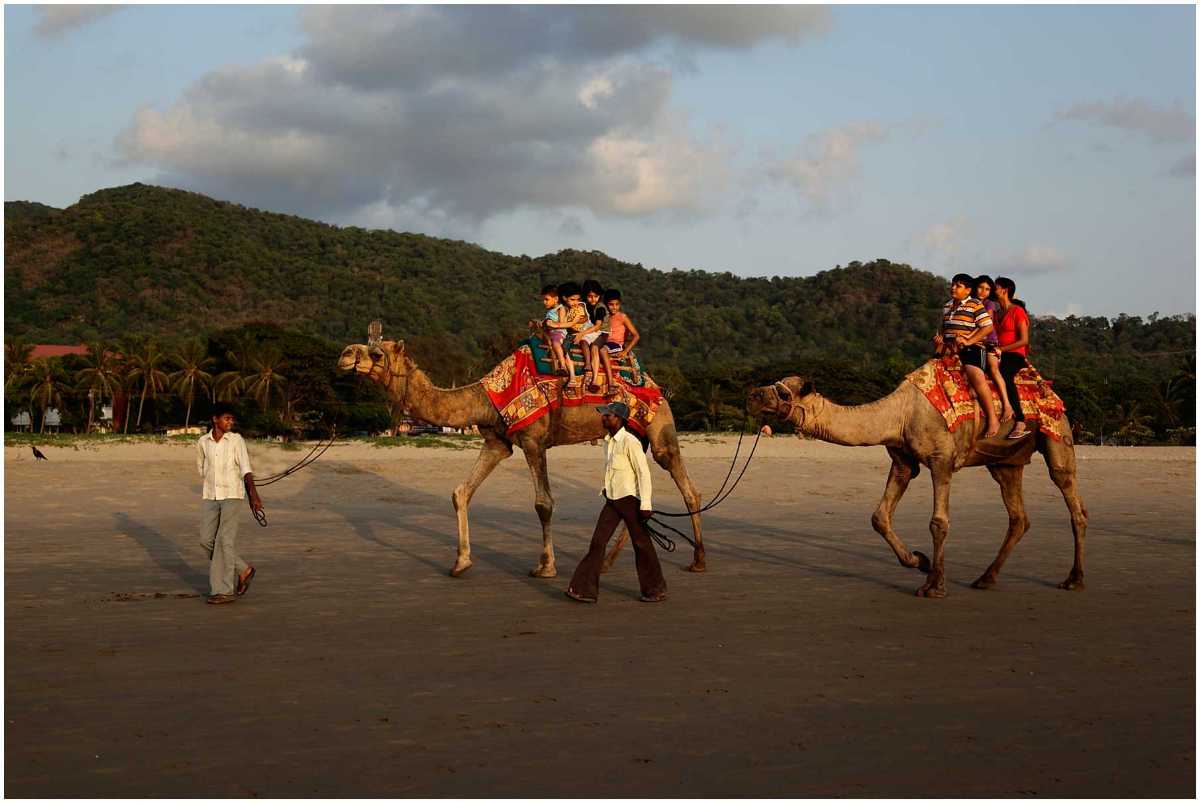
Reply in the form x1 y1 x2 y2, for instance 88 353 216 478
246 427 338 527
641 409 764 551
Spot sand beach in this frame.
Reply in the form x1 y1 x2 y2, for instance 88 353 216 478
4 435 1194 796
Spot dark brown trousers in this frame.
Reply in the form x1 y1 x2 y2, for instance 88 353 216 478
567 495 666 600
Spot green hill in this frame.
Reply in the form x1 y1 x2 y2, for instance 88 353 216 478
5 184 1194 440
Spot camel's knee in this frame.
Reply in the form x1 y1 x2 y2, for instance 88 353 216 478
452 485 471 511
929 514 949 538
534 499 554 523
871 509 890 535
1008 513 1029 534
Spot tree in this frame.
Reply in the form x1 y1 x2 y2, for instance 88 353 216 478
245 345 288 412
4 337 34 392
26 358 67 434
126 339 171 430
213 334 254 403
75 343 122 433
169 339 215 429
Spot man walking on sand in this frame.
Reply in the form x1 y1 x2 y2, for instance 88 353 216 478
565 401 667 604
197 403 264 605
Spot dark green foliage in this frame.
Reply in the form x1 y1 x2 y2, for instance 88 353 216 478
4 184 1194 440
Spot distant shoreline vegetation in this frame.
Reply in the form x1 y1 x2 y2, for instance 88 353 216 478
4 184 1194 445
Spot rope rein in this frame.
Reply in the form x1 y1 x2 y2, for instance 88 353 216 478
245 427 338 527
641 408 764 551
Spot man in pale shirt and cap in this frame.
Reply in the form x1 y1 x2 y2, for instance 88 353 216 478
565 401 667 603
196 403 264 605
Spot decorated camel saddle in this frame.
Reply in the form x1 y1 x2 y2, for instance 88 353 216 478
904 356 1067 443
481 342 663 437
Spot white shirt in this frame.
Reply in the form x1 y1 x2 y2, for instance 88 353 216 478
600 427 653 511
196 431 253 501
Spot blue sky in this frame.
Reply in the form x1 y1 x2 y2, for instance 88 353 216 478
4 4 1195 318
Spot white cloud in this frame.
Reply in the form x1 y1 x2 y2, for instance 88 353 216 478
986 245 1071 277
33 5 123 38
116 6 826 232
910 218 972 268
1054 98 1195 144
763 121 892 212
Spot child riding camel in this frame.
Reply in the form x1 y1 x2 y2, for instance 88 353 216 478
934 273 1000 438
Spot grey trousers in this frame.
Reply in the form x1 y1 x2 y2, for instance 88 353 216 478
200 498 249 596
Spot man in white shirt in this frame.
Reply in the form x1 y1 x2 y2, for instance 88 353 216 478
565 401 667 603
196 404 264 604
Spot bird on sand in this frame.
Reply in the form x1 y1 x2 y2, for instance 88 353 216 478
31 446 47 461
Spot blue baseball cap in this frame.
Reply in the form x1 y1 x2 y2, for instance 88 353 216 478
595 401 630 420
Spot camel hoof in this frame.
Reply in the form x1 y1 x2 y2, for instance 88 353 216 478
529 565 557 578
915 583 946 598
912 551 932 574
971 574 997 590
449 560 473 577
1058 575 1085 591
684 561 706 573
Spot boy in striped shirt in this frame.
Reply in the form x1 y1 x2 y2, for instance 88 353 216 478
933 273 1000 438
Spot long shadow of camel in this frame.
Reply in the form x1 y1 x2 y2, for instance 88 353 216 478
113 511 209 594
269 452 923 597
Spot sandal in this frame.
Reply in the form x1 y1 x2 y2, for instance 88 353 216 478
236 566 256 596
565 589 597 604
1006 425 1031 440
639 592 668 603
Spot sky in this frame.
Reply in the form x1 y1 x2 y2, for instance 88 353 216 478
3 4 1196 318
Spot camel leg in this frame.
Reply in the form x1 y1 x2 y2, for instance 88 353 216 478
972 464 1029 589
651 443 705 572
519 442 558 578
871 448 929 572
917 460 953 598
600 525 630 574
449 434 513 577
1043 438 1087 590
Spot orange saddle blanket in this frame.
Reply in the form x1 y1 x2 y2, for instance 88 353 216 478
479 346 663 436
904 356 1066 441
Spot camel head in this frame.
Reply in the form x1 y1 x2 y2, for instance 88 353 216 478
337 339 418 399
747 376 816 427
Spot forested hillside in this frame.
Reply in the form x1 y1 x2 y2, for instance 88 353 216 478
4 184 1193 442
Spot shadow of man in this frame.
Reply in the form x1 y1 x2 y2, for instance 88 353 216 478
113 512 208 594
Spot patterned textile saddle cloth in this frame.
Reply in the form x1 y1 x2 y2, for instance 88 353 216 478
480 345 662 437
904 356 1067 442
523 335 646 388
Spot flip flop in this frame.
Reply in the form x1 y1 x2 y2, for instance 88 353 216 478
639 593 668 603
564 589 597 604
236 566 256 596
1006 427 1031 440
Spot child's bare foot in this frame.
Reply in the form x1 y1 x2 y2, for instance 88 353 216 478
1000 406 1015 423
984 419 1000 438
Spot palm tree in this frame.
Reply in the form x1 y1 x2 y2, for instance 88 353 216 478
126 339 171 431
245 345 288 411
26 358 67 434
75 343 122 433
5 337 34 393
169 339 215 429
213 334 254 403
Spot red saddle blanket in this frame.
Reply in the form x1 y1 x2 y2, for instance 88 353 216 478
480 346 663 436
904 356 1067 441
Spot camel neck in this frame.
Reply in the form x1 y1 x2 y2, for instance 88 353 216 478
800 389 909 448
399 368 492 430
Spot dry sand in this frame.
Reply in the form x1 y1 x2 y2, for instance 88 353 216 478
4 435 1195 797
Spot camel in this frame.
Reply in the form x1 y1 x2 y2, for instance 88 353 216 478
337 338 705 578
746 371 1087 597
